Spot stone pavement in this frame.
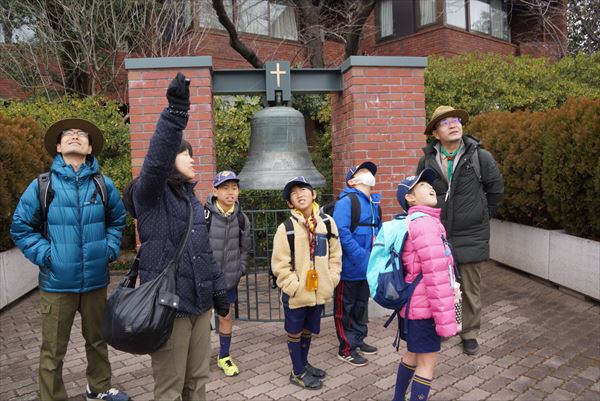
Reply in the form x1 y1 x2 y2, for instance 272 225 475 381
1 261 599 401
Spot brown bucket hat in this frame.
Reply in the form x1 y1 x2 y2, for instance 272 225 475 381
44 118 104 156
424 106 469 135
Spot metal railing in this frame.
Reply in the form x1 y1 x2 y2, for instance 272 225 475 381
234 207 334 321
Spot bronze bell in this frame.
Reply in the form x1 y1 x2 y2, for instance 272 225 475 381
238 106 326 189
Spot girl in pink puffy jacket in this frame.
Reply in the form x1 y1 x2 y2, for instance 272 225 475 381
393 168 458 401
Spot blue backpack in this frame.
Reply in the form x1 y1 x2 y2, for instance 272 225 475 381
366 212 426 349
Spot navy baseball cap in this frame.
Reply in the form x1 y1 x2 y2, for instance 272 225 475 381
213 170 240 188
282 176 313 201
397 168 438 211
345 161 377 184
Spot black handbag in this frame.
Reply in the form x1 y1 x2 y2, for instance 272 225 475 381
101 196 193 354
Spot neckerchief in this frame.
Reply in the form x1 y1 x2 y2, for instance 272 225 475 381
216 200 235 217
440 144 461 182
291 202 320 265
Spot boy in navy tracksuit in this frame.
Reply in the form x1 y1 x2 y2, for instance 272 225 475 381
333 161 382 367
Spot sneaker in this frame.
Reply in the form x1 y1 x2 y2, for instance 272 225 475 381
86 385 130 401
462 339 480 355
357 342 378 355
337 351 368 367
305 362 326 378
217 355 240 376
289 369 322 390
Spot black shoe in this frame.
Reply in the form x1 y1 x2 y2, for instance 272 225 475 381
337 351 368 367
289 369 322 390
357 342 378 355
463 339 480 355
306 363 326 378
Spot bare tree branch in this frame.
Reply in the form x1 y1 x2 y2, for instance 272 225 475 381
211 0 264 68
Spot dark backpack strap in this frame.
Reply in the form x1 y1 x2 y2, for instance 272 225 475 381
237 210 246 248
471 147 482 183
348 192 361 233
37 172 53 237
283 218 295 271
319 212 337 240
91 173 110 222
204 207 212 232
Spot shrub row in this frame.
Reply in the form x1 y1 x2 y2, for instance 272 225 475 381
469 97 599 239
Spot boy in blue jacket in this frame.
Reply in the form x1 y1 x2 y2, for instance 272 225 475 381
332 161 382 367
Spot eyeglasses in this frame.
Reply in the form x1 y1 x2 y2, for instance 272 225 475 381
61 130 89 139
437 117 462 128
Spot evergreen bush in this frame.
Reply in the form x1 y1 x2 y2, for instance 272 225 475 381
0 114 51 250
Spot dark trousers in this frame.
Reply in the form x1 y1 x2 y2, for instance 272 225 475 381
334 279 370 356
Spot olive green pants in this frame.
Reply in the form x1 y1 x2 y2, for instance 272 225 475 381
458 262 483 340
150 311 211 401
39 288 111 401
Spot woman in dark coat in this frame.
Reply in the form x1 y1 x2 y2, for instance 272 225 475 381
125 73 229 401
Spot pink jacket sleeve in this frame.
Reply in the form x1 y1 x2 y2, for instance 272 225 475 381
408 216 457 337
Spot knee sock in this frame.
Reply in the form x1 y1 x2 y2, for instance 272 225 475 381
392 360 416 401
300 333 312 367
409 375 431 401
219 332 232 359
287 335 304 376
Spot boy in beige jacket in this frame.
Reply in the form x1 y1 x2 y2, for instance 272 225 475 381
271 176 342 390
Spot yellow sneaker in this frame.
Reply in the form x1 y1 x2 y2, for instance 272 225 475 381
217 355 240 376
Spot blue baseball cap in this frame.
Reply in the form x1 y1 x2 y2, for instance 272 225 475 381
345 161 377 184
397 168 438 211
282 176 313 201
213 170 240 188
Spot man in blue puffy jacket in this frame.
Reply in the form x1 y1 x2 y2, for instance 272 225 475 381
332 161 382 367
10 119 128 401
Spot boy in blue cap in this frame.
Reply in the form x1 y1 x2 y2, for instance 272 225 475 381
271 176 342 389
333 161 382 367
205 170 251 376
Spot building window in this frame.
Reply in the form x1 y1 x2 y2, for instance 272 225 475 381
470 0 491 34
418 0 437 27
379 0 394 37
197 0 297 40
446 0 467 29
490 0 508 40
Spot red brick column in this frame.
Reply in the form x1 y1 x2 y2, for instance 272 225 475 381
331 57 427 217
126 58 215 200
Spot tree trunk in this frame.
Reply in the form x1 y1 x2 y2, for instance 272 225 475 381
345 0 376 58
296 0 324 67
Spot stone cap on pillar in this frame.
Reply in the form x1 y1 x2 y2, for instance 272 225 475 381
341 56 428 72
125 56 213 70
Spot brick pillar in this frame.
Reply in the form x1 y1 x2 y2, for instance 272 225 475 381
126 57 215 200
331 56 427 218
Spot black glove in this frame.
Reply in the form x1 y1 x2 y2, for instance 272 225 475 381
166 72 191 112
213 290 230 317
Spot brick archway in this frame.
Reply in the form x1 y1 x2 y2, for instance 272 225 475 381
125 56 427 216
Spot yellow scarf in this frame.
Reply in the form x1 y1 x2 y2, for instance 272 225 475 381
291 202 320 231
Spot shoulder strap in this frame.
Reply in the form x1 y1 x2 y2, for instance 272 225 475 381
237 211 246 247
471 147 482 183
283 218 295 271
204 207 212 232
91 173 108 208
37 172 53 236
348 192 361 233
319 212 335 240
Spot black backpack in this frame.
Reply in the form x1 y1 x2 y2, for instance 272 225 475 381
37 171 108 236
269 213 336 289
320 192 382 233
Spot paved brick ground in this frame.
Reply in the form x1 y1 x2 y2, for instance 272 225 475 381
1 261 599 401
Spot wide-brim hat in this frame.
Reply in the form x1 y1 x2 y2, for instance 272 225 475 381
424 106 469 135
345 161 378 184
44 118 104 156
282 176 313 201
397 168 438 211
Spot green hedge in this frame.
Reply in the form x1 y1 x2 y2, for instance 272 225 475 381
425 52 600 119
1 96 133 251
468 98 600 239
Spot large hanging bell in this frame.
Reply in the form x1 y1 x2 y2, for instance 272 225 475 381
238 106 326 189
